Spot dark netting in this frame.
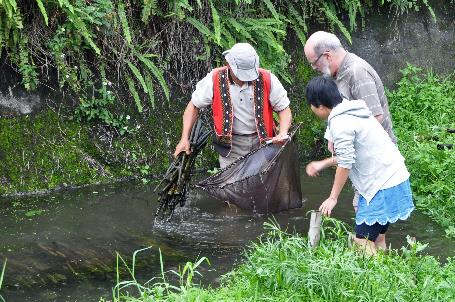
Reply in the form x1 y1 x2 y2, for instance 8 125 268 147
196 124 303 214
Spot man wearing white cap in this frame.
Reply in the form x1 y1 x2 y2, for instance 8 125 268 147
174 43 292 168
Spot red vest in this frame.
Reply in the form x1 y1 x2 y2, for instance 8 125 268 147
212 66 274 152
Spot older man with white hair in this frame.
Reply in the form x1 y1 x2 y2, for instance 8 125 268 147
304 31 397 212
174 43 292 168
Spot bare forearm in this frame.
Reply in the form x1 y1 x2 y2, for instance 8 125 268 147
277 107 292 135
329 166 350 199
180 102 200 140
375 114 384 123
321 156 337 170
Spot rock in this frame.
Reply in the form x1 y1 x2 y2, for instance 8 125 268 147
0 88 42 116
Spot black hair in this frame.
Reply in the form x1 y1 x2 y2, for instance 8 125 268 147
305 76 343 109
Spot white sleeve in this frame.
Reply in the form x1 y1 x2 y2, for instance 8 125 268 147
324 126 333 142
191 71 214 109
269 73 290 112
330 117 356 170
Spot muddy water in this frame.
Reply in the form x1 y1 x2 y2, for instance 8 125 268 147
1 170 454 301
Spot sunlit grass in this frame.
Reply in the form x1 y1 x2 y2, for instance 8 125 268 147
103 219 455 302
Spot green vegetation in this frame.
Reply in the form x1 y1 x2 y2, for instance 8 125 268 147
0 0 434 129
0 259 5 302
388 65 455 237
0 110 105 194
104 220 455 301
0 1 439 197
0 108 170 195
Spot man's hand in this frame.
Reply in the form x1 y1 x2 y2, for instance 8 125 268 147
319 197 337 216
173 139 191 157
271 133 290 145
306 160 325 177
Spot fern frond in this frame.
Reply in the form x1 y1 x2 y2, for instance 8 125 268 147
118 1 132 44
35 0 48 26
186 17 215 41
59 0 74 14
258 31 284 53
288 3 307 32
321 3 352 44
126 60 148 93
226 18 252 40
209 0 221 45
262 0 280 20
290 20 307 46
221 25 235 48
144 72 155 109
142 0 157 24
126 76 143 113
71 15 101 54
138 56 169 102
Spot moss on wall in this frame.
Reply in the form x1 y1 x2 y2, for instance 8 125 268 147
0 111 106 194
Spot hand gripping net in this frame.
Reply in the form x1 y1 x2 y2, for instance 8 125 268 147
196 124 303 214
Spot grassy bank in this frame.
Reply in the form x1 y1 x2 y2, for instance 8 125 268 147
388 65 455 237
103 220 455 302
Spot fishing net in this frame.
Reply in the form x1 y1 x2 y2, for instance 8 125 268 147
154 117 211 220
196 124 303 214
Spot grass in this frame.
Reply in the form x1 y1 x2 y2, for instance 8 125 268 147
103 219 455 302
0 259 6 302
388 65 455 237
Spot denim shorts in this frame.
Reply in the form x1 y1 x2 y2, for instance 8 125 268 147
355 222 390 242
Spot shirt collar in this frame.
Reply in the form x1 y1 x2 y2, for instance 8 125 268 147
335 51 351 79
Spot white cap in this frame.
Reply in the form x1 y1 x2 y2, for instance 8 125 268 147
222 43 259 81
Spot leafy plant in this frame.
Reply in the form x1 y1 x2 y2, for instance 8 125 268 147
389 64 455 237
108 220 455 301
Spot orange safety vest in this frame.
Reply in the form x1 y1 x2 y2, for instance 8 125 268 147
211 66 274 155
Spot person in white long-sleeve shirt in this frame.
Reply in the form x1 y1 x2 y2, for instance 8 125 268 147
305 76 414 255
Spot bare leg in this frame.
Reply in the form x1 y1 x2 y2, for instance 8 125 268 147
353 237 377 256
375 234 387 251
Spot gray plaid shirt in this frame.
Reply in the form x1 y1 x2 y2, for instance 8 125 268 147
334 52 396 143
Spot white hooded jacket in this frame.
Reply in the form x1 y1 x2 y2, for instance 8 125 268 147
328 99 409 203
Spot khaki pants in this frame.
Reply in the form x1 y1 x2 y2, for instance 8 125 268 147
219 134 260 169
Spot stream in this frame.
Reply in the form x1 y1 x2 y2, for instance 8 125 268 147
1 170 454 301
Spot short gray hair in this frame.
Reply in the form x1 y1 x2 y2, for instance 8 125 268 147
313 32 343 56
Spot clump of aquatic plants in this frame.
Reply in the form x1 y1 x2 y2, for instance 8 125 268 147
104 219 455 301
388 65 455 237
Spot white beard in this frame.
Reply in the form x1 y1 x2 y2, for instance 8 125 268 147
320 61 331 77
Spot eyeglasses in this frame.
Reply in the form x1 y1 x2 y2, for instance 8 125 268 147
310 51 327 67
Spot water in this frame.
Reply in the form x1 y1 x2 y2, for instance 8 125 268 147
1 170 454 301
